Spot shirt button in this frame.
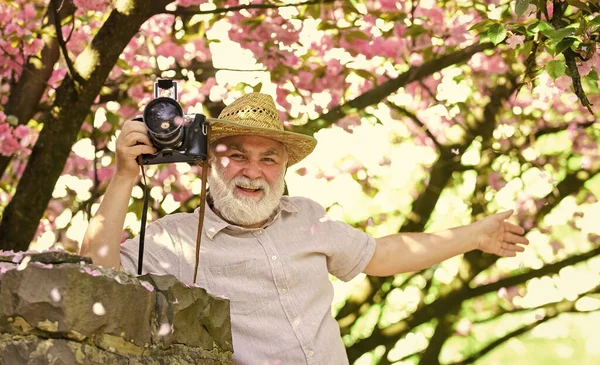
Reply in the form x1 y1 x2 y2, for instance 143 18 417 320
293 319 300 326
308 350 314 357
280 288 287 294
255 230 263 236
271 255 277 261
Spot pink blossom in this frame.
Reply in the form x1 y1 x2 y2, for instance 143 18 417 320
554 75 571 91
506 34 525 49
73 0 111 12
488 171 506 191
24 38 44 55
13 125 30 139
409 53 423 66
578 61 592 77
0 136 22 156
81 267 102 276
156 41 185 60
34 262 53 269
549 240 563 253
140 281 154 292
127 84 146 102
176 0 207 6
337 114 361 133
11 252 23 263
378 0 398 11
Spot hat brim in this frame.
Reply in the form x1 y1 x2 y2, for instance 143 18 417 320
208 119 317 167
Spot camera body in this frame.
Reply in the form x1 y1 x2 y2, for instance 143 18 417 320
136 79 208 165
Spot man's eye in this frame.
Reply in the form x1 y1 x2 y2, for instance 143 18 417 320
230 154 245 159
263 158 275 162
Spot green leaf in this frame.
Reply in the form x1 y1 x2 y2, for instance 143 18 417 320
352 69 376 82
590 15 600 26
542 26 577 41
566 0 592 13
555 37 576 54
404 24 427 37
488 23 507 45
547 60 566 79
468 19 494 33
537 21 555 33
105 111 120 127
307 4 320 19
345 30 371 42
515 0 530 18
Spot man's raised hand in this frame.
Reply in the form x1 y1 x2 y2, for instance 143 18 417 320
475 210 530 257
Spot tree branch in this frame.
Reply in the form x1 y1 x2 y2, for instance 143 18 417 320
291 42 496 136
0 0 76 179
345 77 522 364
468 246 600 300
472 284 600 325
388 103 444 152
448 285 600 365
534 121 595 140
166 0 338 16
51 0 83 84
0 0 175 251
550 0 593 114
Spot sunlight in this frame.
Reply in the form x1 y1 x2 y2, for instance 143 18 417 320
581 202 600 235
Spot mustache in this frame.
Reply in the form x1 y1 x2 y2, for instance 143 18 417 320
228 176 270 193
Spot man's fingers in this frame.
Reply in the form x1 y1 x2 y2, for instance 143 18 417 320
504 232 529 245
502 242 525 252
122 131 153 147
126 144 156 157
504 222 525 235
121 119 148 134
496 209 514 220
500 247 517 257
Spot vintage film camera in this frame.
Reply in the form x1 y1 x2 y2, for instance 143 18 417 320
137 79 209 165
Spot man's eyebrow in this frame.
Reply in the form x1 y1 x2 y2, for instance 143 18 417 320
227 144 281 156
262 150 281 156
228 144 246 153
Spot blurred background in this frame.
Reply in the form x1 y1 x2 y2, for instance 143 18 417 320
0 0 599 363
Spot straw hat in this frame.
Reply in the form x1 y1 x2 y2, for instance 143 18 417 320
209 93 317 166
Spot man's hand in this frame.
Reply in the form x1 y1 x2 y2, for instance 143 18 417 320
115 119 157 179
475 210 529 257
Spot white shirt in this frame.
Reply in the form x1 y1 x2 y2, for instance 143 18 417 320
120 196 376 365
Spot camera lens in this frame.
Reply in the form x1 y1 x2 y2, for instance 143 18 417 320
143 97 184 149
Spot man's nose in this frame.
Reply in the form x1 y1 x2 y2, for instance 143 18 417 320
242 160 262 180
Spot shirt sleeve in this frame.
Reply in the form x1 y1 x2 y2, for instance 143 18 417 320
305 199 376 282
120 219 181 277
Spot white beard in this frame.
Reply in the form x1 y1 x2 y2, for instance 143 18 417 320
208 162 285 226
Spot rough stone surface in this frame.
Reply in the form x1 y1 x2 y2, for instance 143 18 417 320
0 334 229 365
0 251 232 364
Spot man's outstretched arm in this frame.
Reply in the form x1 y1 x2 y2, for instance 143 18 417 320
80 120 156 269
363 210 529 276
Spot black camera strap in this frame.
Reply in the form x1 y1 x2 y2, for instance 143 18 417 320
193 156 209 284
136 123 211 285
137 159 149 276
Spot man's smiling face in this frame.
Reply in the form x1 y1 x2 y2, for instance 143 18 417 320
208 135 287 227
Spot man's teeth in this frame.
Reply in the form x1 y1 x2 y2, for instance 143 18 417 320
238 185 261 191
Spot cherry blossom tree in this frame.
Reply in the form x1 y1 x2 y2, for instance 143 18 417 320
1 0 599 363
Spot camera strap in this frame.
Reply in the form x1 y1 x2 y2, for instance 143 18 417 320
193 156 209 284
136 123 211 286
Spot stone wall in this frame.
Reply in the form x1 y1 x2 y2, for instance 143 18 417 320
0 251 232 364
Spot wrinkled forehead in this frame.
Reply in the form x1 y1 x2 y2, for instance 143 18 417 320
213 135 286 154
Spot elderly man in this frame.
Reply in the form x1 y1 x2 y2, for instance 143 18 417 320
81 92 528 365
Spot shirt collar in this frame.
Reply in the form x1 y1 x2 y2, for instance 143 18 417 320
196 196 298 240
